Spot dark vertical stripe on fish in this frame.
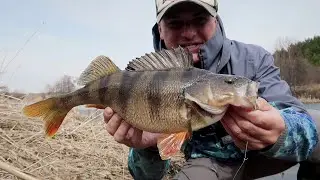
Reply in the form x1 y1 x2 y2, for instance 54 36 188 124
180 68 195 82
79 86 91 104
118 71 142 116
147 71 169 122
98 75 110 104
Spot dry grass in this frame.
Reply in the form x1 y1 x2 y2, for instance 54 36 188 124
0 94 133 180
0 94 185 180
299 97 320 104
295 84 320 103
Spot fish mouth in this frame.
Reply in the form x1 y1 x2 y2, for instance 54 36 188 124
208 92 258 110
208 93 234 107
180 43 203 53
244 81 259 110
247 96 259 110
230 95 258 110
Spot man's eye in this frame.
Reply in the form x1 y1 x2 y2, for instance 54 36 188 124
166 17 208 29
193 18 208 26
168 21 184 29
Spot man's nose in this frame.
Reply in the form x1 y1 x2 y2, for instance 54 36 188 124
181 24 197 39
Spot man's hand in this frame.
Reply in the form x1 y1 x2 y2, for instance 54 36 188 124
103 107 160 149
221 97 286 150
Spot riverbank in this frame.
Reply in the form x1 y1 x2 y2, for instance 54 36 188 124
299 97 320 104
295 84 320 104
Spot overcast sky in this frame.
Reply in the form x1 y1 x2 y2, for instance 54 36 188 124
1 0 319 93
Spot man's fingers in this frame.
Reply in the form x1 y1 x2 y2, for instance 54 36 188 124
113 121 131 143
233 138 268 150
229 108 279 145
221 120 246 150
229 108 272 141
103 107 114 124
230 106 273 130
130 127 143 147
105 113 122 136
233 138 247 150
221 119 268 150
221 112 262 143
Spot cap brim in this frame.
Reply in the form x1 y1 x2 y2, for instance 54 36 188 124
156 0 217 23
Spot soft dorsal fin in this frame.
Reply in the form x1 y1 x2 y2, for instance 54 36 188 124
125 46 194 71
77 55 120 86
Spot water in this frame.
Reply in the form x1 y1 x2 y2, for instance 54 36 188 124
260 103 320 180
305 103 320 110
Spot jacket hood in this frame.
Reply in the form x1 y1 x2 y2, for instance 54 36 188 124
151 15 232 73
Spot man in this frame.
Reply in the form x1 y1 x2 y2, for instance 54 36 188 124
103 0 319 179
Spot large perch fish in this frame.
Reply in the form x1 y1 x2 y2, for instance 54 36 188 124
22 47 259 160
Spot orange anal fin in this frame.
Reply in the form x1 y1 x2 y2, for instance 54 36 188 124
44 111 68 138
157 131 190 160
85 104 106 109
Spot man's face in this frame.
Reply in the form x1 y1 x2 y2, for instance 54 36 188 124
158 2 217 63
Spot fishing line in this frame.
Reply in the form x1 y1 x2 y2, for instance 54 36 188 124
232 141 248 180
1 21 45 74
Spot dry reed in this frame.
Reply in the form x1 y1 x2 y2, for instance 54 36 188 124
294 84 320 103
0 94 185 180
0 94 133 179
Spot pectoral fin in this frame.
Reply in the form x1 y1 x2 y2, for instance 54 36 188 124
157 131 190 160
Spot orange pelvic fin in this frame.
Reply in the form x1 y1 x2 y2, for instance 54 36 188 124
157 131 191 160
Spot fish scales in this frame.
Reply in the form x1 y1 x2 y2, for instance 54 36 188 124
146 71 170 128
22 46 259 160
118 70 144 118
145 70 186 132
95 69 204 133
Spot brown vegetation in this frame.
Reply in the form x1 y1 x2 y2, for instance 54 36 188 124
0 95 133 179
294 84 320 104
0 94 185 180
273 36 320 102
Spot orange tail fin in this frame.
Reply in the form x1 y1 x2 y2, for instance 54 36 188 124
157 131 191 160
22 98 71 138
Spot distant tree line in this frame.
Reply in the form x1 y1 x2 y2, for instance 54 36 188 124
273 35 320 97
45 75 76 96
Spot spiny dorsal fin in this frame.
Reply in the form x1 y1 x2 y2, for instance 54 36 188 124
125 46 194 71
77 55 120 86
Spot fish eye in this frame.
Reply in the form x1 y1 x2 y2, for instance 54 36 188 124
225 78 235 84
225 79 233 84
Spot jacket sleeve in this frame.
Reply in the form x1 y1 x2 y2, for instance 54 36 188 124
253 51 318 162
127 147 170 180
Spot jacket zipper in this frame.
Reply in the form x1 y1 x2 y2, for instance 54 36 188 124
198 48 205 69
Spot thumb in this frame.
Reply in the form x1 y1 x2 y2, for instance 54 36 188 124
256 97 272 111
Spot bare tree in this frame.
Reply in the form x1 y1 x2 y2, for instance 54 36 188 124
46 75 76 96
273 37 309 95
0 85 9 94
